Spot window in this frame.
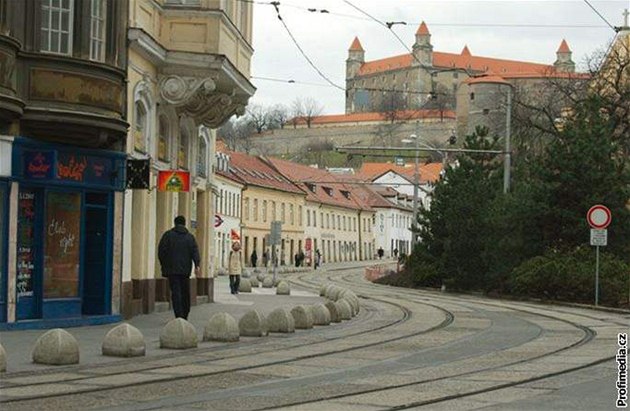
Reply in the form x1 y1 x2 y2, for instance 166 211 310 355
337 216 341 230
281 203 286 223
290 204 294 225
89 0 106 61
179 127 189 169
326 214 330 229
313 212 317 227
158 116 170 161
320 212 323 228
470 92 475 101
244 197 250 220
197 137 207 177
134 102 148 152
307 210 311 226
332 214 335 229
236 194 240 217
219 189 223 213
262 200 267 222
41 0 74 55
271 201 276 221
253 199 258 222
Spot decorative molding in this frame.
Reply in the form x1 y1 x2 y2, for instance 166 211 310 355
158 74 248 128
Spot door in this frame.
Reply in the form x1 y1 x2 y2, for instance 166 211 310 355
82 205 108 315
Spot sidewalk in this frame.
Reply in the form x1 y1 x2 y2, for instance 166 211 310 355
0 260 381 374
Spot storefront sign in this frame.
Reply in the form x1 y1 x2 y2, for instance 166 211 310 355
24 150 54 179
157 171 190 192
57 153 88 182
126 159 151 189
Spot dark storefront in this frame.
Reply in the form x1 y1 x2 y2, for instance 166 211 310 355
0 138 125 329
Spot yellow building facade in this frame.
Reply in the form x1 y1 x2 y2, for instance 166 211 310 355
123 0 255 318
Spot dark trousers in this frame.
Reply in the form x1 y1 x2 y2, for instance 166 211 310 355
168 276 190 319
229 275 240 294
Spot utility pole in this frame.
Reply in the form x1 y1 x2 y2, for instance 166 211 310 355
503 86 512 194
412 121 420 247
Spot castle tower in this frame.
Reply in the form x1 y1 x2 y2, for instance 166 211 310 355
554 39 575 73
412 21 433 66
346 36 365 80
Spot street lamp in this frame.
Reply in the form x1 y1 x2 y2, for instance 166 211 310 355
401 133 421 247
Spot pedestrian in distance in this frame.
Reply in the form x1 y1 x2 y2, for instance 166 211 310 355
158 216 200 320
393 248 398 259
228 241 244 294
262 249 269 267
378 247 384 259
250 249 258 267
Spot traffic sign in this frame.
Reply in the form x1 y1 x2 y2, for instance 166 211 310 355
214 214 224 228
270 221 282 245
590 229 607 246
587 205 612 229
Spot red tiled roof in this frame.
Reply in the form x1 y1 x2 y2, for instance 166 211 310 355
357 47 562 78
227 151 304 195
347 184 399 209
416 21 430 35
266 157 365 211
557 39 571 53
292 109 455 126
349 36 364 51
358 162 443 184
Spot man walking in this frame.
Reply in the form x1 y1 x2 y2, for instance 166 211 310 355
158 216 200 320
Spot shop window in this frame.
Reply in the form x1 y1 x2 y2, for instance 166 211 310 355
158 116 170 161
41 0 74 56
89 0 107 62
44 192 82 298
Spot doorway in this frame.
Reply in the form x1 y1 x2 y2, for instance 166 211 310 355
82 199 109 315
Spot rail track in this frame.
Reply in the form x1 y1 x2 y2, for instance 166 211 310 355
0 264 626 410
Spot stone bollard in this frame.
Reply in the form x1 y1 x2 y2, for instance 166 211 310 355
0 342 6 372
324 284 336 299
267 308 295 333
217 267 227 276
324 301 341 323
160 318 198 349
203 312 239 342
336 299 353 321
273 277 282 287
310 304 332 326
319 284 328 297
32 329 80 365
291 305 314 329
239 278 252 293
241 269 251 279
253 268 261 274
329 287 344 301
250 276 259 288
340 291 360 315
276 281 290 295
102 323 146 357
257 272 266 282
239 310 268 337
262 276 274 288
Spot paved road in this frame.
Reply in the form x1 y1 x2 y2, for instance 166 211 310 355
0 264 627 410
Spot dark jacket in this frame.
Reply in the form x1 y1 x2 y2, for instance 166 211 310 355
158 225 200 277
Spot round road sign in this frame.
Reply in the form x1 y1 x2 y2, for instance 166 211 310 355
587 205 612 229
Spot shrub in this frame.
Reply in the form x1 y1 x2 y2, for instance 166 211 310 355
509 247 629 307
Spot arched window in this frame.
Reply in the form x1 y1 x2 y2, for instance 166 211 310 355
178 126 189 169
134 101 148 152
197 136 207 177
158 116 170 161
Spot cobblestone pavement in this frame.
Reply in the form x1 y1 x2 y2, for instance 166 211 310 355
0 262 628 410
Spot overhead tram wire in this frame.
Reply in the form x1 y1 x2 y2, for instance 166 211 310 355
583 0 620 32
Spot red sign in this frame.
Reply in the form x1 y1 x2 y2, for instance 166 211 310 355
214 214 224 228
230 229 241 241
587 205 612 229
157 170 190 192
57 155 88 182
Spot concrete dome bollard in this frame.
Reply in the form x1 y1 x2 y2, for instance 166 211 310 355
336 299 353 320
253 268 261 274
0 342 6 372
324 301 342 323
340 291 360 315
160 318 198 349
250 276 260 288
291 305 314 329
257 272 266 282
319 284 329 297
267 308 295 333
273 277 282 286
32 328 79 365
239 278 252 293
241 269 251 278
203 312 239 342
102 323 146 357
311 304 332 326
239 310 268 337
276 281 291 295
217 267 227 276
330 287 345 301
324 284 337 299
262 276 274 288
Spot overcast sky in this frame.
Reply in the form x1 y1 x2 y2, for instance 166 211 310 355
248 0 628 114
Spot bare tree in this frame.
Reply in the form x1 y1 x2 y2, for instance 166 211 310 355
290 98 304 129
302 97 324 128
270 104 290 129
422 84 455 122
218 116 256 154
246 104 272 134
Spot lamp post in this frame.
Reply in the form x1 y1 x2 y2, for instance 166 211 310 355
402 125 421 247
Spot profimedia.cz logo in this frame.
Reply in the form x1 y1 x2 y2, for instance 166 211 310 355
618 333 628 408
